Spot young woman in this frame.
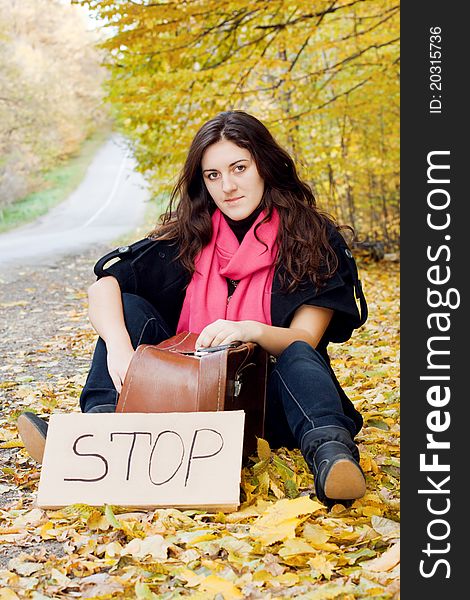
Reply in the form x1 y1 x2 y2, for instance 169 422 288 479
17 110 368 504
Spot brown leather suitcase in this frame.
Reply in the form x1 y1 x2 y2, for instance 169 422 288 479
116 332 268 459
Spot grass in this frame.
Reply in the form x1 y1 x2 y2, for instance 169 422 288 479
0 127 113 234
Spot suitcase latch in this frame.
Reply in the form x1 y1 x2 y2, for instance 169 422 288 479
234 375 242 398
233 361 256 397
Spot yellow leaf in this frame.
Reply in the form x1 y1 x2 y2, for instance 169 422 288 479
330 504 349 515
135 582 159 599
261 496 323 521
362 506 383 517
226 503 265 523
257 437 271 461
251 516 300 546
313 541 339 552
274 572 299 586
49 568 71 586
304 582 355 599
258 469 270 495
173 567 205 587
39 521 55 539
250 496 323 545
252 569 272 582
0 589 21 600
87 510 110 531
0 440 24 449
269 478 285 499
303 522 330 545
104 505 121 529
308 555 336 580
188 532 218 545
279 538 317 557
198 575 243 599
362 542 400 572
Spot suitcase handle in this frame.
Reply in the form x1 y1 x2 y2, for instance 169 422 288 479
179 341 242 356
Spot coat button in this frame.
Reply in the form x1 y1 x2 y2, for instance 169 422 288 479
344 248 353 258
158 251 166 259
118 246 130 254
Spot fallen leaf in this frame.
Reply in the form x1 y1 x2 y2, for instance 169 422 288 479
344 547 377 565
78 572 124 598
0 590 21 600
308 555 336 580
274 572 299 586
218 535 253 557
303 522 331 545
225 499 270 523
198 575 243 599
87 510 110 531
303 581 355 599
104 541 123 558
362 542 400 572
104 504 121 529
251 516 300 546
135 581 159 599
12 508 46 527
371 515 400 540
250 496 323 545
7 558 43 576
262 553 285 576
279 538 317 557
362 506 382 517
257 437 271 461
123 535 169 560
0 440 24 449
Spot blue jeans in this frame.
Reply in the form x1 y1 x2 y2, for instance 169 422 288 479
80 294 360 444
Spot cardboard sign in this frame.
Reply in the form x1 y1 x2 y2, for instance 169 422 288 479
37 411 245 512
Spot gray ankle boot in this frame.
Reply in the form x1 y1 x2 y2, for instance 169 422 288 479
301 426 366 504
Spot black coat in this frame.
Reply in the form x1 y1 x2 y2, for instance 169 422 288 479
93 229 368 434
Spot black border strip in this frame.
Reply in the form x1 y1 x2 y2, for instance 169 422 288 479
401 3 466 595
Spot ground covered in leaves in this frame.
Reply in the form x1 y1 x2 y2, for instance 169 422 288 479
0 249 400 600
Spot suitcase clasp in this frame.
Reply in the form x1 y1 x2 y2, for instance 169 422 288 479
234 376 242 398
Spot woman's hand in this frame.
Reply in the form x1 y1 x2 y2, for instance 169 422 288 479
196 319 260 349
106 343 135 393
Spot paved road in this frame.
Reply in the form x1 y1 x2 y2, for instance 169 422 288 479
0 135 148 269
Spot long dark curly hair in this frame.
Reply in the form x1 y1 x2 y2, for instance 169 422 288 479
149 110 344 291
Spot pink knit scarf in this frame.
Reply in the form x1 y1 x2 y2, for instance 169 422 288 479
177 208 280 334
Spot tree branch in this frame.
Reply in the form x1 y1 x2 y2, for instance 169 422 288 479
254 0 368 30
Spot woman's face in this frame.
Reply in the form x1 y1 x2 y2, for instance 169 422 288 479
201 139 264 221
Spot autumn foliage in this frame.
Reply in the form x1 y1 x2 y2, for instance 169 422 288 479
0 0 107 209
76 0 399 248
